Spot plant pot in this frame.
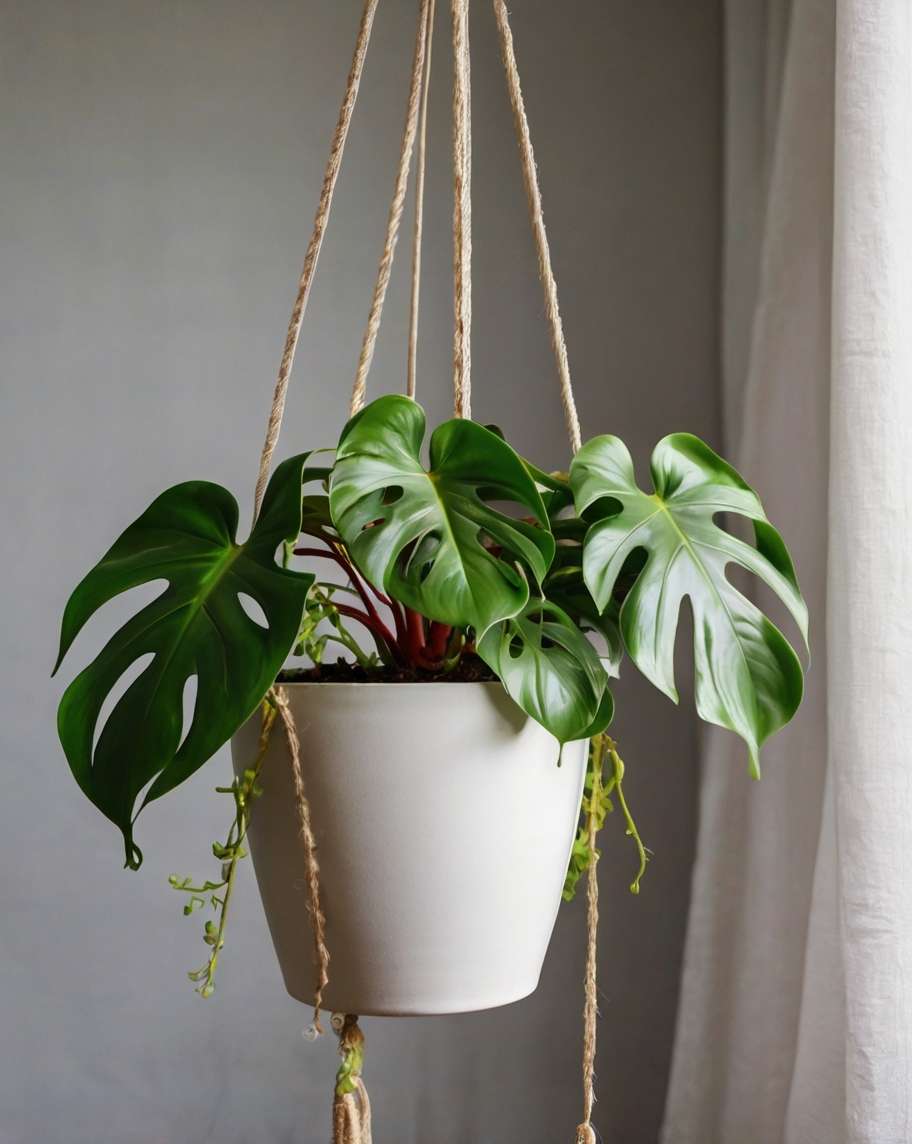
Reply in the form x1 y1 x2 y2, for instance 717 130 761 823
231 681 587 1016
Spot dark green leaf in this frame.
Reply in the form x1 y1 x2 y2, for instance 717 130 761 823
54 455 313 867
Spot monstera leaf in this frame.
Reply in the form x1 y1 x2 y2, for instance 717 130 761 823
329 395 555 634
53 455 314 867
478 599 612 743
570 433 808 775
544 551 624 677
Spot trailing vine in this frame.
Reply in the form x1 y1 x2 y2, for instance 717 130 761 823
169 699 278 996
564 734 650 901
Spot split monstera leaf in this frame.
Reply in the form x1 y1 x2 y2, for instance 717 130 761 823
329 396 555 633
53 456 314 867
569 433 808 779
54 395 807 863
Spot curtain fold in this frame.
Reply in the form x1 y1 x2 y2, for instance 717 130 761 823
662 1 912 1141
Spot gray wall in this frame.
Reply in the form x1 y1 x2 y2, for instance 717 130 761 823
0 2 720 1141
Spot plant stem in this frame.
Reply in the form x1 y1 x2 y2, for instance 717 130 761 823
333 602 401 659
405 606 426 660
174 700 277 997
295 543 402 661
604 737 650 894
427 620 453 661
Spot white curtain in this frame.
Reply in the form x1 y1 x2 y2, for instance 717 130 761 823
661 2 912 1142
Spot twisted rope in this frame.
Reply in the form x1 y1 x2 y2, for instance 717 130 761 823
576 761 601 1144
493 0 582 454
333 1079 372 1144
492 10 592 1126
250 6 592 1143
407 0 436 400
451 0 472 418
349 0 432 416
253 0 379 519
572 733 607 1144
272 687 330 1031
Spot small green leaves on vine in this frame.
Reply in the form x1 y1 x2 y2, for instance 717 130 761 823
564 734 650 901
295 582 381 669
169 701 277 997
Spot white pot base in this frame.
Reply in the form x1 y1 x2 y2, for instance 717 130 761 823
232 681 586 1017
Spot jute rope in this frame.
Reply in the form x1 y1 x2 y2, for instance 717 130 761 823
275 686 373 1143
493 0 582 454
333 1078 372 1144
349 0 432 417
407 0 436 400
576 739 602 1144
492 4 593 1136
250 3 594 1141
273 687 331 1031
252 0 379 519
451 0 472 418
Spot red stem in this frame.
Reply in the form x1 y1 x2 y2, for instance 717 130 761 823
294 540 456 672
389 598 409 647
405 607 426 662
295 544 389 630
427 621 453 661
332 603 401 659
294 545 401 658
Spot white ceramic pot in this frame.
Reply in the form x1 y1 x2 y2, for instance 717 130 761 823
231 682 586 1016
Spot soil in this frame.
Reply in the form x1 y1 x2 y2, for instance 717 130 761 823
277 655 498 685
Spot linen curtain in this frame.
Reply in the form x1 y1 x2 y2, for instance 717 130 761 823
661 1 912 1142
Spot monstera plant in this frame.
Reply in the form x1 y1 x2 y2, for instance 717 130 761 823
54 393 807 989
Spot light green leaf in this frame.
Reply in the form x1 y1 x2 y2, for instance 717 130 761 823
329 395 555 634
53 455 314 867
478 599 611 743
570 433 807 774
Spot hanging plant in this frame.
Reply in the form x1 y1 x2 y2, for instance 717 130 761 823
53 389 806 951
51 0 809 1139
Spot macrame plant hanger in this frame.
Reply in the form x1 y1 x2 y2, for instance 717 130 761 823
250 3 601 1141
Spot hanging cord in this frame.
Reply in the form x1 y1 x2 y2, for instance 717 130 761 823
492 0 582 454
407 0 436 399
492 4 592 1134
276 687 371 1144
273 687 331 1031
245 4 381 1131
451 0 472 418
252 0 379 520
349 0 433 417
575 736 605 1144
